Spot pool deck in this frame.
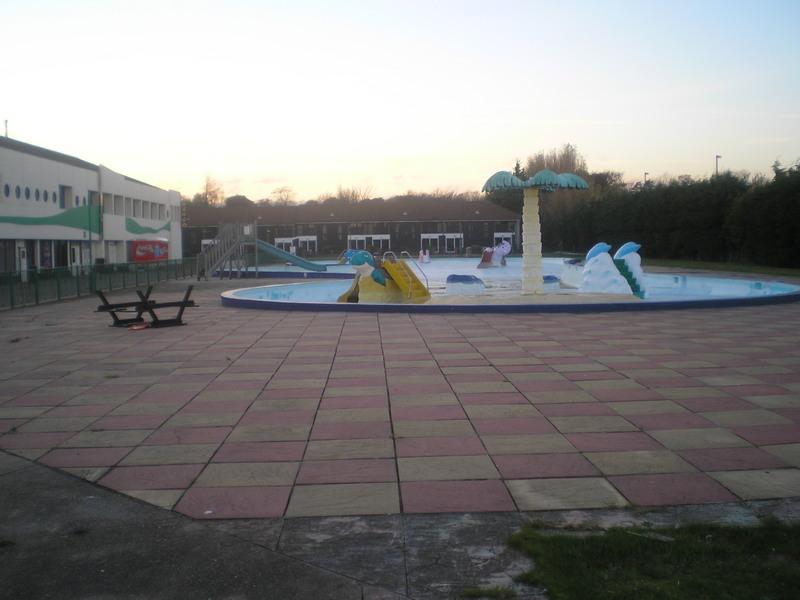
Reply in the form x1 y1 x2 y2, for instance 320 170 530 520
2 275 800 596
2 276 800 518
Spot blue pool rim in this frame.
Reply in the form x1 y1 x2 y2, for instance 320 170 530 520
220 284 800 314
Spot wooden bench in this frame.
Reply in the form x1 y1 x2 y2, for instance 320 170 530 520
96 285 196 328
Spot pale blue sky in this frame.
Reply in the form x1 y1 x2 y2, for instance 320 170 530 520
2 0 798 199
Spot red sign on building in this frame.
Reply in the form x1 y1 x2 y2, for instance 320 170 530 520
131 240 169 262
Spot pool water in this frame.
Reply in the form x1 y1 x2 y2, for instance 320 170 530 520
227 257 800 304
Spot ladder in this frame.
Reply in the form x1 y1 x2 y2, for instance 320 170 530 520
196 223 247 280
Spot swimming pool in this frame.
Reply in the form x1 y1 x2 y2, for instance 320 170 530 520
220 257 800 313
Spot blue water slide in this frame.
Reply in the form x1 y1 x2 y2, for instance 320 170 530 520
254 239 327 272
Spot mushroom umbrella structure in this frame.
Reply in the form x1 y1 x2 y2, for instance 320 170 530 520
483 168 589 294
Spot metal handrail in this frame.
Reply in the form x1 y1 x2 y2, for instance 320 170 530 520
383 251 429 293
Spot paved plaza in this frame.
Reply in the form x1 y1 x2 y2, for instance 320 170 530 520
2 279 800 520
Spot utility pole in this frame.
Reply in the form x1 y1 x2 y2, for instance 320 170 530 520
4 120 7 137
715 155 722 176
644 172 649 186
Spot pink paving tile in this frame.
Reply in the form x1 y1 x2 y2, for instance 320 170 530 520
635 378 697 388
205 380 265 391
90 415 170 430
392 406 467 421
538 403 616 417
401 480 515 513
325 377 388 387
239 410 316 426
175 486 290 518
626 413 715 431
389 384 453 395
678 447 788 471
609 473 738 506
758 373 800 385
6 396 68 407
457 393 529 405
514 380 579 392
310 421 393 440
318 396 387 409
731 425 800 446
472 418 556 436
213 441 306 463
775 408 800 424
296 459 396 484
143 427 232 446
674 397 755 412
45 405 115 417
589 389 664 402
0 419 27 433
566 432 664 452
39 447 132 468
396 436 486 458
0 431 76 449
131 391 198 404
99 464 204 491
179 400 253 414
494 454 600 479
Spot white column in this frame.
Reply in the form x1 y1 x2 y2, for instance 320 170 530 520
521 188 544 294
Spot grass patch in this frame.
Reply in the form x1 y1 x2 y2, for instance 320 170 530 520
508 519 800 599
461 585 517 599
642 259 800 278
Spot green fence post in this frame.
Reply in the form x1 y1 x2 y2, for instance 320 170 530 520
76 267 81 297
32 270 39 305
56 269 62 301
8 273 14 309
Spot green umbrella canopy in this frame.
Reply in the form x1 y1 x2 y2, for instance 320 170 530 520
525 169 588 190
481 171 525 193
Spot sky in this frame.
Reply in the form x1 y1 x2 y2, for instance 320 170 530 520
2 0 799 200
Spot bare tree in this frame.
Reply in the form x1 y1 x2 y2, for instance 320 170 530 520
271 186 295 205
202 176 224 205
335 185 372 203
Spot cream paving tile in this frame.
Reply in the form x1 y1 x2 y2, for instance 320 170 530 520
464 405 541 419
163 413 242 428
586 450 696 475
251 398 320 411
655 387 730 400
394 420 474 438
701 410 791 427
610 401 686 416
63 467 110 482
304 439 395 460
744 395 800 409
398 455 499 481
507 478 628 510
228 424 310 442
315 408 390 423
286 483 400 517
450 382 518 394
710 469 800 500
577 380 646 391
195 462 298 486
551 416 637 433
323 387 389 398
109 403 185 416
763 444 800 467
482 434 576 455
649 428 750 450
123 489 183 509
524 391 596 404
120 444 219 466
698 375 763 386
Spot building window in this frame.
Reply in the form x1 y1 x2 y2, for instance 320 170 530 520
83 196 87 206
15 186 21 199
3 184 9 198
52 191 57 204
74 195 79 207
43 190 48 201
25 187 31 200
35 189 40 201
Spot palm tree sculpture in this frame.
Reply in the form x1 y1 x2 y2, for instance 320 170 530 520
482 169 588 294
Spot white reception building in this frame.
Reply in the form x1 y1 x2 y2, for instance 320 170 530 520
0 136 183 273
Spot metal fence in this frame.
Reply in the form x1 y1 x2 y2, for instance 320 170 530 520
0 259 197 310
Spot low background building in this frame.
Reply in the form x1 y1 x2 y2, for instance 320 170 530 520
183 197 521 258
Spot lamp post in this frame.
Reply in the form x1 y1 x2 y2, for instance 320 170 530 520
644 172 649 186
715 155 722 176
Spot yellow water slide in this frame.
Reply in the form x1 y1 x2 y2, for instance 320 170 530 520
382 260 431 303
